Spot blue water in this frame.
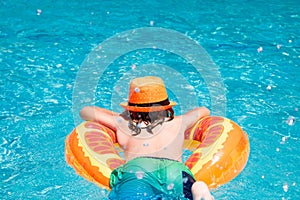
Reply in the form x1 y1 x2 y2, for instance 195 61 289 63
1 0 299 199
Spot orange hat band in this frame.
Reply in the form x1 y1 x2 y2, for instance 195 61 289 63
128 98 170 108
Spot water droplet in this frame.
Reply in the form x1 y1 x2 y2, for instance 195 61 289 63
276 44 282 49
131 64 136 70
280 136 288 144
282 52 289 56
257 47 263 53
135 87 140 93
135 171 145 179
283 182 288 192
36 9 42 15
167 183 174 190
117 117 123 123
143 143 149 147
286 116 296 126
182 177 188 183
66 84 72 89
101 189 107 196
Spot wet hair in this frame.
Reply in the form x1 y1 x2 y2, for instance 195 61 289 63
120 108 174 136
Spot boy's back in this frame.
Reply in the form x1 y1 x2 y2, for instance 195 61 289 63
116 115 185 161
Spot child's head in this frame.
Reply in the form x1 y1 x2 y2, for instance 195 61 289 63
120 76 176 135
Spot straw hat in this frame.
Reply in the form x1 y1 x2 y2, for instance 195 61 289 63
120 76 176 112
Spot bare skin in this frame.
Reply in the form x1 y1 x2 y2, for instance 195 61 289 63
80 106 214 200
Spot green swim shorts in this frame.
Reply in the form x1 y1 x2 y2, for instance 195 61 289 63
109 157 195 199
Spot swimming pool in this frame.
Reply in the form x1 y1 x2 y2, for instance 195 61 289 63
1 0 299 199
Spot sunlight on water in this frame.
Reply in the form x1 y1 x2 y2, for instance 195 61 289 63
1 0 299 199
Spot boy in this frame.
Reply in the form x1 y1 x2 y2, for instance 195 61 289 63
80 76 214 200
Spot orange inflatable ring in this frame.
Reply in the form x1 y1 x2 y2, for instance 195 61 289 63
65 116 250 190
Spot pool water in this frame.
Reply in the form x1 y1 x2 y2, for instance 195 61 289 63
1 0 299 199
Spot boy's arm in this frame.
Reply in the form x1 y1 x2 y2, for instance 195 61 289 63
183 107 210 130
80 106 118 131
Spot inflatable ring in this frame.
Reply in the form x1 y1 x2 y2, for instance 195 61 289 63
184 116 250 188
65 116 250 190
